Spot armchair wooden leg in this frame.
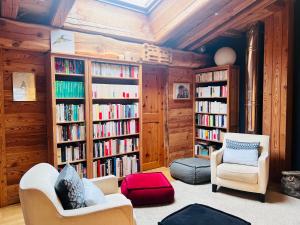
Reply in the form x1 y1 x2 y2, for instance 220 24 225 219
258 193 265 203
212 184 217 193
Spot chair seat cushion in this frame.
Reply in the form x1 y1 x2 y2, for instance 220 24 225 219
121 172 174 206
170 158 210 184
217 163 258 184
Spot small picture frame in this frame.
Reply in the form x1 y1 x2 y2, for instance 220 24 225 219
12 72 36 101
173 83 190 100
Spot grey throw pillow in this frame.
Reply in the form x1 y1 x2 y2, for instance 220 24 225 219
82 178 106 206
55 164 85 210
223 139 260 166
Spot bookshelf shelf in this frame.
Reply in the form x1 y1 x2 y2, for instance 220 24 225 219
58 159 87 166
93 117 139 122
193 65 239 159
93 133 139 141
93 150 140 160
49 54 142 179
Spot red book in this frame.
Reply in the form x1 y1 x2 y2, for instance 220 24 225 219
123 92 126 98
99 112 102 120
97 160 100 177
109 140 112 155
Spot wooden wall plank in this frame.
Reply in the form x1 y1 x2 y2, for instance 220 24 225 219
1 0 20 19
51 0 75 27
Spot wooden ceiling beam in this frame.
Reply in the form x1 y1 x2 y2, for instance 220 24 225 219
50 0 75 27
1 0 20 19
187 0 279 51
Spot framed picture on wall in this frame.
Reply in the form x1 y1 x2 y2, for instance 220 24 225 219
12 72 36 101
173 83 190 100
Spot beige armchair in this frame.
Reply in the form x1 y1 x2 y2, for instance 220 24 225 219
19 163 136 225
211 133 270 202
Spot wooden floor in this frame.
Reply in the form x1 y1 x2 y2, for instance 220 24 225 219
0 167 172 225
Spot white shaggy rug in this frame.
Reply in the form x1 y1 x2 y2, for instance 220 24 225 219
134 180 300 225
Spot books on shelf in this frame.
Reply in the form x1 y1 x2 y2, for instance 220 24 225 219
92 84 138 99
56 104 84 122
194 143 217 156
196 128 224 142
93 155 138 178
57 143 86 163
55 58 84 75
195 101 227 114
196 114 227 128
196 85 227 98
94 137 139 158
93 120 139 138
196 70 228 82
55 81 85 98
57 124 85 142
93 103 138 121
58 162 87 178
92 62 139 78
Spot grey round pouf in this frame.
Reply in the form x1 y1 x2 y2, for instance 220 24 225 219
170 158 211 184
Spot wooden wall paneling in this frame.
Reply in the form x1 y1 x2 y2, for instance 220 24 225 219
1 0 20 19
2 49 48 205
167 67 194 164
50 0 75 27
138 65 144 171
0 48 8 207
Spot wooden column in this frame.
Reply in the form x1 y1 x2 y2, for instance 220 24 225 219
263 0 294 180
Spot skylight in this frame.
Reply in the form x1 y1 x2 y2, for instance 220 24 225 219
98 0 161 14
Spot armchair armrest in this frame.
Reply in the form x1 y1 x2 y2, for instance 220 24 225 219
59 196 135 225
258 152 270 194
89 175 118 195
210 148 224 184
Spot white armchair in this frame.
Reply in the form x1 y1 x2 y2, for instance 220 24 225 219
211 133 270 202
19 163 136 225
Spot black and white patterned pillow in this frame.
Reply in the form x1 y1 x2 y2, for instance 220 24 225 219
55 164 85 210
226 139 260 150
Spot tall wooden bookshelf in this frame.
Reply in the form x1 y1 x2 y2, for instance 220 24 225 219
193 65 239 159
48 54 142 180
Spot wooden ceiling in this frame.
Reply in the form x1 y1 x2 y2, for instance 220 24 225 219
0 0 286 51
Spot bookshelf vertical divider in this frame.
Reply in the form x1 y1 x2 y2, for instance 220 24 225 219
48 53 143 179
193 65 239 159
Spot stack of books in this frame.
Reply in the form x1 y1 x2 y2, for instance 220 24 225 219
55 58 84 75
94 137 139 158
92 84 138 99
56 104 85 122
58 163 87 178
93 120 139 138
57 143 86 163
196 72 213 82
56 124 85 142
195 101 227 114
93 103 138 121
196 85 227 97
92 62 139 78
196 114 227 128
93 155 138 178
55 81 85 98
213 70 228 81
196 128 224 142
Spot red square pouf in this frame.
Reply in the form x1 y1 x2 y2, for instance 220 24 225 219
121 172 175 206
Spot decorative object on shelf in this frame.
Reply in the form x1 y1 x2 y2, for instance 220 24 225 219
12 72 36 101
281 171 300 199
173 83 190 100
51 29 75 54
214 47 237 66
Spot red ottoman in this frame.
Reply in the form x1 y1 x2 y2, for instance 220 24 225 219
121 172 175 206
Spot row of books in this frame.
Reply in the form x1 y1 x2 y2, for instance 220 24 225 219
92 84 138 99
196 86 227 98
196 70 228 82
195 114 227 128
56 104 85 122
196 128 225 142
195 101 227 114
194 143 217 156
93 120 139 138
57 143 86 163
55 58 85 75
59 163 87 178
93 103 139 121
93 138 139 158
93 155 139 178
55 81 85 98
92 62 139 78
57 124 85 142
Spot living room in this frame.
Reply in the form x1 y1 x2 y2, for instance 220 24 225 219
0 0 299 225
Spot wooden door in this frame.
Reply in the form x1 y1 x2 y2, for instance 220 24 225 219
141 65 167 170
